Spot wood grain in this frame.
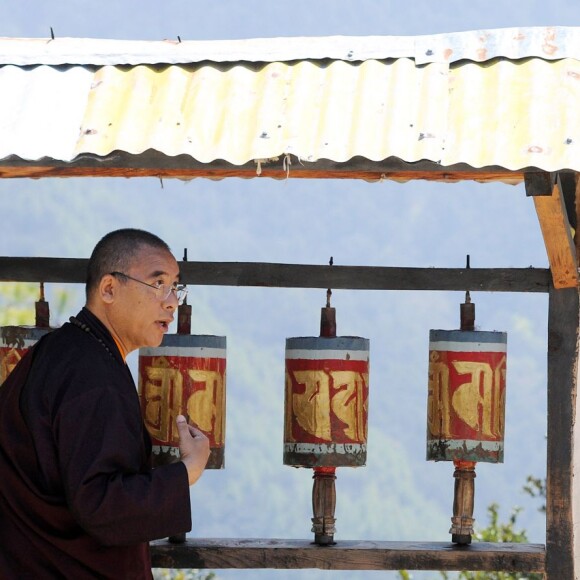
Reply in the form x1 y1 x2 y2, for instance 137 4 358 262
0 258 551 293
0 153 551 183
546 286 580 579
532 174 578 288
150 539 545 572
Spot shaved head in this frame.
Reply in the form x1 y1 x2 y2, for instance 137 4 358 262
86 229 172 300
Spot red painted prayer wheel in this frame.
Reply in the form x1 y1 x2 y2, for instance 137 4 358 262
138 334 227 469
426 285 507 545
426 329 507 464
284 296 370 546
284 335 369 468
0 284 52 385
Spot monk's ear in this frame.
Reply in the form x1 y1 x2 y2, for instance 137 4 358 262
98 274 117 304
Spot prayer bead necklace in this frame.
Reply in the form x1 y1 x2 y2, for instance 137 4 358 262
69 316 115 359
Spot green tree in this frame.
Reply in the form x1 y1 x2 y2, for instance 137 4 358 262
398 480 546 580
522 476 546 513
0 282 71 326
438 503 542 580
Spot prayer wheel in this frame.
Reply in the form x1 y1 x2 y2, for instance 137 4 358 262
0 283 52 384
284 335 369 468
284 285 369 545
138 281 226 543
138 327 227 469
426 288 507 544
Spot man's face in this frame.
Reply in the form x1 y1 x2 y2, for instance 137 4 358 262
109 245 180 354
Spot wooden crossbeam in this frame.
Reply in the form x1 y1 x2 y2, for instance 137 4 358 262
0 257 551 293
526 172 579 289
150 539 545 573
0 154 545 183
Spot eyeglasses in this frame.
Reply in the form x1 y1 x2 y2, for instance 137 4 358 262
110 272 188 305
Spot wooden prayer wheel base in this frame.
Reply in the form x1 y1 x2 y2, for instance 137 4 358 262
311 467 337 545
449 462 476 545
312 530 336 546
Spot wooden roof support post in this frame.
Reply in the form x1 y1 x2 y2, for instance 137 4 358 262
546 286 580 579
527 171 580 578
525 172 579 289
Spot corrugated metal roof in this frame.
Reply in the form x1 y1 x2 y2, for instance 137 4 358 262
1 27 579 65
1 27 580 178
73 58 450 165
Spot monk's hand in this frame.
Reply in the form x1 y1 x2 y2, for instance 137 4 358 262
176 415 210 485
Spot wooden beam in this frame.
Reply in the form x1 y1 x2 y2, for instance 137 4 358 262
524 171 557 196
546 286 580 579
0 153 550 183
149 539 545 573
528 173 579 288
0 257 551 293
0 164 521 183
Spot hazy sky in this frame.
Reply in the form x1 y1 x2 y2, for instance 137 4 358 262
4 0 580 40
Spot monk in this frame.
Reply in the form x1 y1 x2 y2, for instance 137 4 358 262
0 228 210 579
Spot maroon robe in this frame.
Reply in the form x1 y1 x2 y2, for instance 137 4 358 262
0 308 191 579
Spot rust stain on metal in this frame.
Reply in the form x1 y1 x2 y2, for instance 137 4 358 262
543 27 558 56
543 43 558 56
528 145 544 153
476 48 487 61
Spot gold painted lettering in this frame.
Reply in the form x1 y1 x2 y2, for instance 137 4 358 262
427 353 451 437
452 360 500 438
143 358 183 442
330 370 367 441
186 369 225 445
291 370 331 441
284 371 295 441
495 355 507 437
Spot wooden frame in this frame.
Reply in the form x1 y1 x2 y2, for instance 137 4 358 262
0 142 577 574
0 255 569 576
